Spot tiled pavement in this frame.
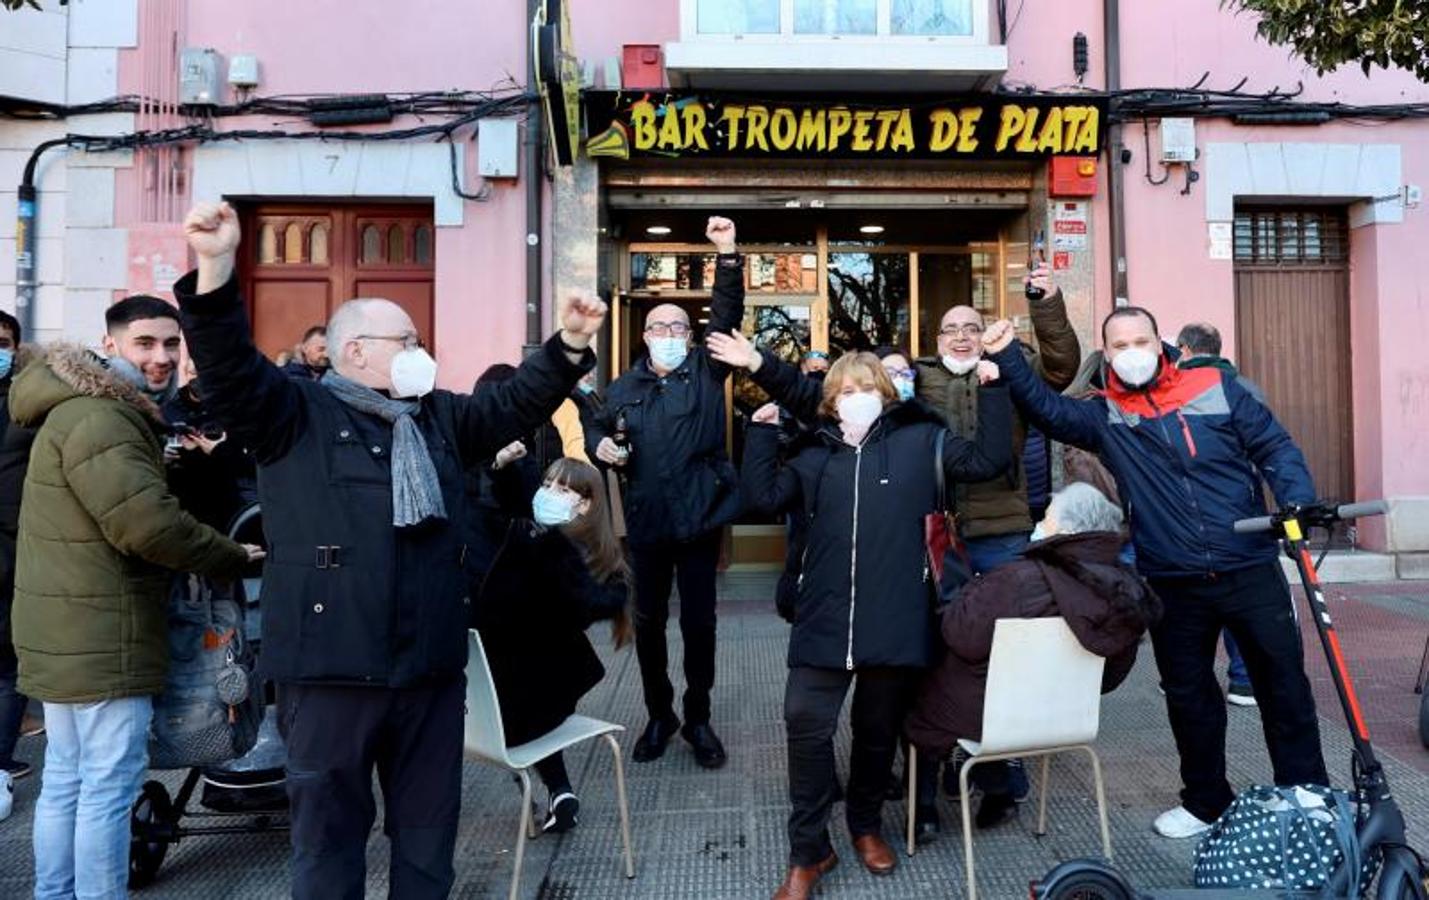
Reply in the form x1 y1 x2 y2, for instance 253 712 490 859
2 574 1428 899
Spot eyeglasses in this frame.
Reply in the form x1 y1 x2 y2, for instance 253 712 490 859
939 324 984 338
645 321 691 338
885 368 916 381
356 332 424 350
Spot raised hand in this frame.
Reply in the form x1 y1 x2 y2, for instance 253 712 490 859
982 320 1016 355
185 201 241 293
184 202 241 260
976 360 1000 385
706 330 762 372
751 402 781 425
557 291 609 349
706 216 737 254
1024 262 1053 298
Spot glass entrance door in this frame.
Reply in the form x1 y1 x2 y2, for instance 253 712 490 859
609 213 1010 566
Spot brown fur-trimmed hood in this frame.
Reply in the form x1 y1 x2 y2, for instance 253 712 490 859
9 343 166 429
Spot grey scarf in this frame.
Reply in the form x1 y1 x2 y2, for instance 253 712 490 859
321 371 447 527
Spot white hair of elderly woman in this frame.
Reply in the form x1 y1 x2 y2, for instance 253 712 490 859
1045 482 1125 535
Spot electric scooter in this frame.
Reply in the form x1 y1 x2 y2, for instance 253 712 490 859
1032 500 1429 900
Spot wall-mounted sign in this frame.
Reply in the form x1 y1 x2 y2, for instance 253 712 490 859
534 0 581 166
584 92 1106 162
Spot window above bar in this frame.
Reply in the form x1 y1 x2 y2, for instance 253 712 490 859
669 0 1006 91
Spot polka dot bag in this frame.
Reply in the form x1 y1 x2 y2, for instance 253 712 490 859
1193 784 1380 894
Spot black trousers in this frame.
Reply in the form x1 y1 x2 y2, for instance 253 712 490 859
785 666 919 867
1148 561 1329 822
276 678 463 900
630 530 721 725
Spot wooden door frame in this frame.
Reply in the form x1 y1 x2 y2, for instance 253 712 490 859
238 200 436 340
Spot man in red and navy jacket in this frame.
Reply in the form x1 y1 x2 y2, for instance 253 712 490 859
982 269 1327 841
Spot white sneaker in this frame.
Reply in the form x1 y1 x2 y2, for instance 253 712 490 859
1153 805 1213 838
1226 683 1258 707
0 770 12 822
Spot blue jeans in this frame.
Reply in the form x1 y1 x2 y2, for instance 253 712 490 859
1223 631 1251 689
0 642 26 767
963 531 1031 576
33 697 153 900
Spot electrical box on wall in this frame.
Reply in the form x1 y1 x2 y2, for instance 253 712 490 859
478 118 520 179
179 48 224 105
1049 156 1098 197
1160 118 1197 162
228 54 260 89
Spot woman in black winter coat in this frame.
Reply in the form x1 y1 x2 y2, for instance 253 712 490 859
741 351 1012 899
474 457 632 834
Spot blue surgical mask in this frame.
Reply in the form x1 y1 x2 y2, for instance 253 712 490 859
577 380 596 395
0 349 13 380
532 486 580 527
648 337 689 371
893 377 915 402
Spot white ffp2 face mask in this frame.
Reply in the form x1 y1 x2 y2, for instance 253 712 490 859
942 354 980 376
390 347 438 398
1110 347 1160 389
837 391 884 429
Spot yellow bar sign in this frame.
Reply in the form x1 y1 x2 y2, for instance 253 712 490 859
584 92 1107 161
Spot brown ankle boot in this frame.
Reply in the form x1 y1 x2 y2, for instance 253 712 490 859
852 834 897 875
772 852 838 899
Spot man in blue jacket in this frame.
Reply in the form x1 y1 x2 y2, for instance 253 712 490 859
982 293 1327 840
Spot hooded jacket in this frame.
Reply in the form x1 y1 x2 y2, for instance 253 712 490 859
913 289 1081 539
990 341 1316 578
905 532 1161 755
741 395 1012 671
10 345 249 703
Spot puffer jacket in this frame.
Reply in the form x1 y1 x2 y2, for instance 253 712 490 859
913 289 1081 539
991 341 1316 578
741 396 1011 671
905 531 1161 755
10 345 249 703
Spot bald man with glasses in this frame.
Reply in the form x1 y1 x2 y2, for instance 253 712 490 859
588 217 744 770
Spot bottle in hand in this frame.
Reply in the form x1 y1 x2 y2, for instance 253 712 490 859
1025 230 1046 301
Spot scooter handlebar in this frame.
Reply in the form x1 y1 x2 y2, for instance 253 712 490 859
1335 499 1389 521
1233 515 1275 534
1232 500 1388 535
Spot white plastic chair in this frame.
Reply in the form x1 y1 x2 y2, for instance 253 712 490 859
464 630 635 900
904 617 1112 900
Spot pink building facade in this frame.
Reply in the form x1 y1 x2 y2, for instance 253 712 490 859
1 0 1426 567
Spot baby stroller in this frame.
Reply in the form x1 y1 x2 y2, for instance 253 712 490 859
129 504 291 888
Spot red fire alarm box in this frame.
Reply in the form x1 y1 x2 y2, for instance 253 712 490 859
622 44 665 89
1049 156 1099 197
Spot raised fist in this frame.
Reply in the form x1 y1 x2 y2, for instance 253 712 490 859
706 217 737 254
982 320 1016 355
558 291 609 341
183 202 241 260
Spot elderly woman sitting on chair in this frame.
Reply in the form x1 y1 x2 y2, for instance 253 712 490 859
905 483 1162 830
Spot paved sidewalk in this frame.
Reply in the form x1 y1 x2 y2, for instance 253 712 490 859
2 575 1427 899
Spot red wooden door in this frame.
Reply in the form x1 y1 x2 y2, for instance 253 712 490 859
241 204 435 361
